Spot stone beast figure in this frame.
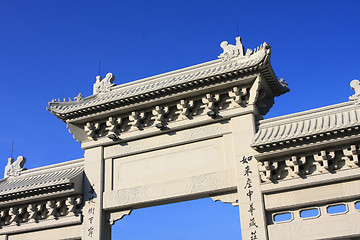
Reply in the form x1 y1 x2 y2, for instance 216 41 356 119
4 156 26 178
93 73 115 94
218 36 245 61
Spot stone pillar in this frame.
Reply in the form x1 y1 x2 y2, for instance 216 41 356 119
230 114 268 240
82 146 111 240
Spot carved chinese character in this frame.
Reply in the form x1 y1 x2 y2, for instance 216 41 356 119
88 227 94 237
244 165 252 177
249 217 258 228
240 156 248 164
247 189 254 201
248 203 255 216
251 230 257 240
88 207 95 215
244 178 252 189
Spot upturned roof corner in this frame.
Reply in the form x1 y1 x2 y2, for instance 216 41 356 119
47 38 289 124
252 79 360 156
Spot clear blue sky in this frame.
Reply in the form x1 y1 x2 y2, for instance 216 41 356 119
0 1 359 239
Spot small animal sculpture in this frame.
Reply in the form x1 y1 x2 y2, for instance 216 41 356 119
93 73 115 94
4 156 26 178
218 37 245 61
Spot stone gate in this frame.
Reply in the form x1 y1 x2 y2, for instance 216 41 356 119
1 37 359 240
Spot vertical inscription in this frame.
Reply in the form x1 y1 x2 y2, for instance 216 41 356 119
87 184 96 238
240 155 258 240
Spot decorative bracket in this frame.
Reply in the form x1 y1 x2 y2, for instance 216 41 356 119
109 209 132 226
106 117 122 138
129 111 146 130
177 99 195 119
313 150 336 173
229 86 247 106
211 192 238 207
202 93 220 118
152 106 169 129
258 161 278 182
285 155 307 177
343 144 359 168
84 122 101 140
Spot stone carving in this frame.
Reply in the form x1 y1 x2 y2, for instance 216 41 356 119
106 117 122 138
129 111 146 130
349 79 360 102
313 150 336 173
211 192 239 206
285 156 307 178
218 37 245 61
83 83 266 139
343 144 360 168
258 144 360 183
177 99 195 119
65 196 82 216
108 209 132 225
74 93 84 102
0 196 82 227
4 156 26 178
93 73 115 95
258 161 278 182
229 86 247 106
152 106 169 129
202 93 220 118
84 122 102 140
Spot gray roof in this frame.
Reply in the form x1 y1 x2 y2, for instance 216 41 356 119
48 42 288 122
252 101 360 149
0 159 84 206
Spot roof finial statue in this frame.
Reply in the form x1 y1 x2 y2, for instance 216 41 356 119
349 79 360 102
218 37 245 61
4 156 26 178
93 73 115 95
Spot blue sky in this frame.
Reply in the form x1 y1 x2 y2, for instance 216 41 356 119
0 1 359 239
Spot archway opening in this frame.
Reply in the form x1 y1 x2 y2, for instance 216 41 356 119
112 198 241 239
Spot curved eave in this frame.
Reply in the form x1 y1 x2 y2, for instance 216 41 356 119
252 102 360 151
48 44 289 122
0 161 84 206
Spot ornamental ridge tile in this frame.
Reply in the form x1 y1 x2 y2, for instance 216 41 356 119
252 101 360 147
